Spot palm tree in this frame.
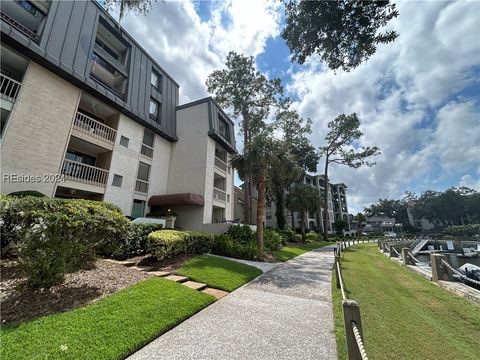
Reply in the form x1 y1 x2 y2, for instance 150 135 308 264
231 132 278 258
286 183 322 241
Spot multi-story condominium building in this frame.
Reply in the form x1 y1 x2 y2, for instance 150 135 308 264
265 174 351 234
0 0 236 231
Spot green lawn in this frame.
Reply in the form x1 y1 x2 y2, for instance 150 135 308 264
176 255 262 292
332 244 480 360
272 241 331 261
1 278 214 360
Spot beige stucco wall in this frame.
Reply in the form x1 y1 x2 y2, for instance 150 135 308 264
0 62 80 196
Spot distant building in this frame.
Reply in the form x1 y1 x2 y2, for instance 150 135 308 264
364 216 403 234
406 201 435 231
233 185 258 225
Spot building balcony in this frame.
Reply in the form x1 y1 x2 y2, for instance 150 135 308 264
135 179 149 194
0 74 22 105
141 143 154 158
61 159 109 191
213 187 226 202
214 156 227 173
72 112 117 148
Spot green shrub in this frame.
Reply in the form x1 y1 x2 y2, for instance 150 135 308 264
1 196 130 287
443 224 480 236
147 230 189 261
211 234 258 260
293 234 303 243
227 225 255 244
112 223 163 259
184 231 215 254
278 229 295 243
7 190 46 198
263 229 283 251
306 231 319 243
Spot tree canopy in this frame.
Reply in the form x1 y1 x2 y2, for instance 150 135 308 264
105 0 154 23
286 183 321 240
282 0 399 71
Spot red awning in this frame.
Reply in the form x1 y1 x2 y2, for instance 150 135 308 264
148 193 204 207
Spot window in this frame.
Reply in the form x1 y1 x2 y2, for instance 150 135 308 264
218 115 230 141
120 135 129 148
137 162 150 182
112 174 123 187
131 199 146 218
149 98 160 122
151 70 161 90
17 1 37 15
142 129 154 147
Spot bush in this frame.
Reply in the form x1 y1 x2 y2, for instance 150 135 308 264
293 234 303 243
278 229 295 243
211 234 258 260
7 190 46 198
306 231 319 243
443 224 480 236
0 196 130 287
227 225 255 244
147 230 215 261
263 229 283 251
112 223 163 259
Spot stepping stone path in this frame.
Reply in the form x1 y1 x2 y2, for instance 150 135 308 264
102 258 229 300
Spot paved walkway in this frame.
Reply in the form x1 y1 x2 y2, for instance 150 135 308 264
128 245 338 360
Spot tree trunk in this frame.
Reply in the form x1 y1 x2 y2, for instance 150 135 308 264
256 173 266 258
300 209 306 242
291 210 295 230
323 159 329 242
242 111 251 225
274 186 286 230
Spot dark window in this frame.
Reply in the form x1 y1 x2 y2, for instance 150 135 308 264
151 70 161 90
218 115 230 141
143 129 154 147
65 150 96 166
137 162 150 182
17 1 37 15
149 98 160 122
120 135 129 148
95 38 119 61
112 174 123 187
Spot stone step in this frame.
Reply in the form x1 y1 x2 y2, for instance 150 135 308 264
147 270 171 277
183 281 207 291
164 275 189 283
103 259 136 267
202 288 229 300
132 266 154 272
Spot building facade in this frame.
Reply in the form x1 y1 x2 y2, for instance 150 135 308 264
265 174 351 234
0 0 236 231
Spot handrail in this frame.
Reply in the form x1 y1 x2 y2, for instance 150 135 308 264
62 159 108 187
214 156 227 172
213 187 226 201
73 112 117 144
0 73 22 102
141 143 154 158
440 259 480 286
135 179 149 193
352 321 369 360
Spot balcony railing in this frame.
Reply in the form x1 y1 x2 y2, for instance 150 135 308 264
62 159 108 187
213 188 226 201
214 156 227 172
0 11 39 41
141 144 154 158
135 179 149 194
0 74 22 103
73 112 117 144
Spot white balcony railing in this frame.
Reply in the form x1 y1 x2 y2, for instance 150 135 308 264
135 179 149 194
73 112 117 144
141 144 153 158
213 188 226 202
214 156 227 172
0 73 22 103
62 159 108 187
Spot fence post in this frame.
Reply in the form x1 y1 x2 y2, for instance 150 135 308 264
388 244 394 258
431 254 454 282
342 299 365 360
335 255 341 289
401 248 411 266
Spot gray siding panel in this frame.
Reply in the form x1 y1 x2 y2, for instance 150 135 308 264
1 0 178 141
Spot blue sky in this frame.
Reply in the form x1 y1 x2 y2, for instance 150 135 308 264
118 0 480 213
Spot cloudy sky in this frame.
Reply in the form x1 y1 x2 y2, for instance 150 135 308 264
116 0 480 214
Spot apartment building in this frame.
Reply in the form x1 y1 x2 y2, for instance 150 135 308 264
0 0 236 231
265 174 351 234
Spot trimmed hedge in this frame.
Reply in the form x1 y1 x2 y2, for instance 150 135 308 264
227 225 255 244
444 224 480 236
7 190 46 198
0 196 130 287
112 223 163 259
147 230 214 261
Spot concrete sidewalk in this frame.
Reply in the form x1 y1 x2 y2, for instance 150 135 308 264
128 245 338 360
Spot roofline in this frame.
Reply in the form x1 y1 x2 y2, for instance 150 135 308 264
177 97 235 126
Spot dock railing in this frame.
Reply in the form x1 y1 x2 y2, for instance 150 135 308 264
334 238 371 360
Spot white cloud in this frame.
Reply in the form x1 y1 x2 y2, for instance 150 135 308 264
459 175 480 191
287 0 480 213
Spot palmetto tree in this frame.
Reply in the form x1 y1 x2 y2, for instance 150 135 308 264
231 131 279 257
286 183 322 241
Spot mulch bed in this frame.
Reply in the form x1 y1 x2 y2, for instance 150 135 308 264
0 259 152 325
